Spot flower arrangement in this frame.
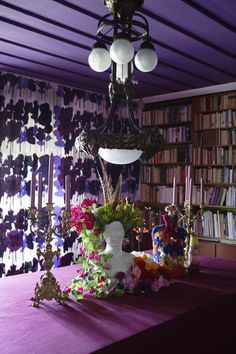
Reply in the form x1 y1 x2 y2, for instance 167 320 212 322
115 253 170 295
152 209 187 277
63 198 144 300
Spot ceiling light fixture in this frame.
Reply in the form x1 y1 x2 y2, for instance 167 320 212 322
76 0 164 165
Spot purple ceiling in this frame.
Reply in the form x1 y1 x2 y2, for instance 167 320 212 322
0 0 236 98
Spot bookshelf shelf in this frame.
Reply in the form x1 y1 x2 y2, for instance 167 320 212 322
142 121 191 129
140 90 236 259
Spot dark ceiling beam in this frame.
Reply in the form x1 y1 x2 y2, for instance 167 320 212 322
141 7 236 61
53 0 101 21
53 0 236 78
0 16 90 51
0 51 103 82
160 62 218 85
0 0 95 41
182 0 236 33
0 38 88 67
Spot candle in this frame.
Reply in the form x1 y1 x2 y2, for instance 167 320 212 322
185 176 188 201
172 176 177 204
30 172 36 208
187 165 191 183
189 178 193 205
38 172 43 210
65 175 71 212
48 154 54 204
200 177 204 204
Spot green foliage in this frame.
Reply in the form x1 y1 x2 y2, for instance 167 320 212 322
95 199 143 232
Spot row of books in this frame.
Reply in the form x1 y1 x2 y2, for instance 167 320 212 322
159 126 191 143
194 167 235 183
204 186 236 207
142 105 191 126
193 147 236 165
141 165 190 184
195 129 236 146
200 93 236 112
194 110 236 129
147 146 192 164
140 184 185 204
202 211 236 240
140 184 236 207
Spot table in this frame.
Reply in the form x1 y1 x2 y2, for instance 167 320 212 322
0 257 236 354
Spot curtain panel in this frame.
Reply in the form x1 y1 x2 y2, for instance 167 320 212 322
0 72 140 277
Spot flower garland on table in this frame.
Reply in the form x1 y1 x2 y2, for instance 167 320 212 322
63 198 171 300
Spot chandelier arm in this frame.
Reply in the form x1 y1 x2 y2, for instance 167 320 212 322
98 97 119 134
97 14 149 42
127 97 143 134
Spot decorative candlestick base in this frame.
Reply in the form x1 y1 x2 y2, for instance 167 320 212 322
31 271 64 307
181 201 203 274
185 232 200 274
28 203 71 307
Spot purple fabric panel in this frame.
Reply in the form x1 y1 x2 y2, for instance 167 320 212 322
0 256 236 354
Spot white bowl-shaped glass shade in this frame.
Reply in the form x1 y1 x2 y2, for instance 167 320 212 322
134 48 158 72
116 62 134 82
110 38 134 64
98 148 142 165
88 47 111 72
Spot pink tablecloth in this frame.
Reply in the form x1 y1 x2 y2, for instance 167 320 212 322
0 256 236 354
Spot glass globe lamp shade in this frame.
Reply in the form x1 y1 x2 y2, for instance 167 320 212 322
98 148 143 164
88 43 111 72
110 36 134 64
134 41 158 72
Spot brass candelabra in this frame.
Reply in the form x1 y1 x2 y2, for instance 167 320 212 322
180 201 204 274
28 204 71 307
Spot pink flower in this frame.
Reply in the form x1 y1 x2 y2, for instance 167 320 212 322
88 251 95 260
75 222 83 233
93 228 101 236
89 287 95 294
84 212 95 230
95 255 101 262
80 246 86 256
70 205 84 222
77 270 88 279
98 276 107 282
81 199 96 208
104 263 110 270
77 287 83 295
63 287 71 294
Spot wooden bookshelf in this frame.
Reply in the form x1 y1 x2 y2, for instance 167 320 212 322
140 91 236 260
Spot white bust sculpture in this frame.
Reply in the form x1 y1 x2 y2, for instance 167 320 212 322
103 221 134 278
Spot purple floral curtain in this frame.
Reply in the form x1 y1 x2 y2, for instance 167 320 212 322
0 72 140 277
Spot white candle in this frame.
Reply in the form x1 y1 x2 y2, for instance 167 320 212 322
185 176 188 201
30 172 36 208
48 154 54 204
187 165 191 183
189 178 193 205
65 175 71 212
172 176 177 204
38 172 43 210
200 177 204 204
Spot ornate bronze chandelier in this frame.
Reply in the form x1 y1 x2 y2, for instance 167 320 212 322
76 0 164 164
